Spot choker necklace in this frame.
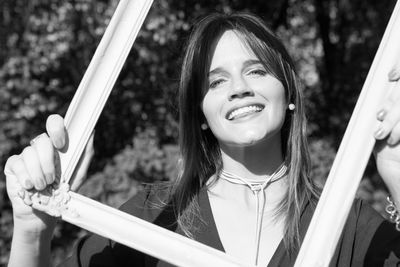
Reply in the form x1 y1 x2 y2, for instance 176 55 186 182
219 164 287 266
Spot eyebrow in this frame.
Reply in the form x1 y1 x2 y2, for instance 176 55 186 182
208 59 263 77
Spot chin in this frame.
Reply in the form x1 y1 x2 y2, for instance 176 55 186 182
234 131 267 146
243 130 266 140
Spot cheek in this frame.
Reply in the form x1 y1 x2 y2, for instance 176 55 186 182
269 86 287 118
201 93 222 124
275 100 288 120
201 96 212 122
271 104 288 132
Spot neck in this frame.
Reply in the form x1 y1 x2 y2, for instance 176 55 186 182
219 135 284 182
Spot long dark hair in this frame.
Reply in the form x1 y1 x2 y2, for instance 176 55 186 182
172 12 320 252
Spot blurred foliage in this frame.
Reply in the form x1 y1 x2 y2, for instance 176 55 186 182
0 0 397 265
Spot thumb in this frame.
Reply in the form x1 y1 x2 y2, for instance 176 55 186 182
46 114 67 151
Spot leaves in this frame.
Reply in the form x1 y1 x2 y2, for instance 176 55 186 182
0 0 396 264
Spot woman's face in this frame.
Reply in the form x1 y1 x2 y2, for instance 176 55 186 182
202 30 287 148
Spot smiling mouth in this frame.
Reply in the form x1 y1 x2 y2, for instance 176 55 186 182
226 104 265 120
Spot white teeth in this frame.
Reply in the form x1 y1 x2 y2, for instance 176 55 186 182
228 105 263 120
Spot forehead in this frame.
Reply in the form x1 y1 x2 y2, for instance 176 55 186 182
209 30 258 70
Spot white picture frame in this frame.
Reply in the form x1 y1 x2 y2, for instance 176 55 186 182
25 0 400 266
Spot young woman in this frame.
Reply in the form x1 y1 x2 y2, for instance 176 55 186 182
5 12 400 267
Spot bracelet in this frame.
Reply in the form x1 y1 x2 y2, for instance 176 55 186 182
385 196 400 231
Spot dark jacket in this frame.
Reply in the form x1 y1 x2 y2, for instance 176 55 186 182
60 186 400 266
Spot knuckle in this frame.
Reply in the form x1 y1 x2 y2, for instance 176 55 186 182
37 156 55 176
381 100 392 109
36 132 50 142
34 134 53 150
380 119 391 131
5 155 19 169
385 100 394 110
383 112 398 126
4 155 21 176
21 146 35 157
41 163 55 177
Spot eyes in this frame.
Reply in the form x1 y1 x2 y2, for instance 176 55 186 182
209 79 225 89
208 67 267 89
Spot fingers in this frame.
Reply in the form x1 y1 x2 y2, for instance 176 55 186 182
375 76 400 144
5 156 35 206
4 114 65 212
46 114 67 150
21 146 47 191
5 155 34 190
6 134 57 194
388 122 400 146
31 134 56 185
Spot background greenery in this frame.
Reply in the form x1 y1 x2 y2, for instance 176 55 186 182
0 0 397 265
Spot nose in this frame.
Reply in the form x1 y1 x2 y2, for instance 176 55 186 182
228 77 254 101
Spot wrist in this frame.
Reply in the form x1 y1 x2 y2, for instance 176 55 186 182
385 196 400 231
9 226 53 267
13 216 56 241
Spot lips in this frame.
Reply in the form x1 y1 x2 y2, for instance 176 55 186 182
226 104 265 120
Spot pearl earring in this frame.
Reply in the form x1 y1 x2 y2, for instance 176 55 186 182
288 103 295 111
201 123 208 130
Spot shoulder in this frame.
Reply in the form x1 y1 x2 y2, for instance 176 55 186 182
302 197 385 238
331 198 400 266
348 198 385 228
341 198 385 246
352 199 400 265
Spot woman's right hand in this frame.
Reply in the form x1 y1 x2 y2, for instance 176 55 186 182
4 114 94 235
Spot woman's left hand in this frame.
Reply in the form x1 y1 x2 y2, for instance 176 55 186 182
374 66 400 204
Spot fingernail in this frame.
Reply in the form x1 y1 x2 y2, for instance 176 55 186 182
23 195 32 206
377 110 386 121
24 180 33 189
17 190 25 199
388 137 396 146
374 128 385 139
389 69 400 81
45 173 54 184
37 179 46 191
54 138 65 149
